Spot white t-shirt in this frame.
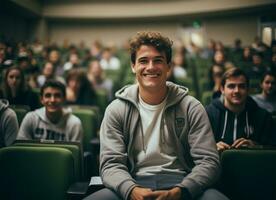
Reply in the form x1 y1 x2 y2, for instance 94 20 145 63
134 95 184 177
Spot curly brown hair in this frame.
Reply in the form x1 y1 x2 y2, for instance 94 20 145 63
129 31 173 64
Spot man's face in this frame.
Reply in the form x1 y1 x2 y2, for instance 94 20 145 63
41 87 65 114
131 45 170 92
261 75 276 96
221 75 248 107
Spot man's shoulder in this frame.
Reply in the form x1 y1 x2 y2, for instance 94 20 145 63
107 98 131 111
67 113 82 125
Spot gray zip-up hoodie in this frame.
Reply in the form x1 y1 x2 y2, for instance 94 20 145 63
0 99 19 147
17 107 83 142
100 82 220 199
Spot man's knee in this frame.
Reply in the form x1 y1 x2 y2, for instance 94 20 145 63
197 188 230 200
83 188 121 200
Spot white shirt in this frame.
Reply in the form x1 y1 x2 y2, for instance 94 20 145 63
134 95 184 177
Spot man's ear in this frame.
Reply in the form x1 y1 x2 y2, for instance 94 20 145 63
40 96 44 106
220 85 224 94
131 64 136 74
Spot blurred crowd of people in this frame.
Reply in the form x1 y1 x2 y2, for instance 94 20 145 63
0 36 275 114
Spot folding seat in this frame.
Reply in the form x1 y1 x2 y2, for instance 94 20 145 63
70 106 101 177
14 140 84 181
219 149 276 200
71 107 98 152
9 104 30 125
201 91 213 106
95 89 109 116
0 146 75 200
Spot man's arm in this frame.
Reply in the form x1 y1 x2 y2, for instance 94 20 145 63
3 109 19 146
100 102 137 200
177 102 220 198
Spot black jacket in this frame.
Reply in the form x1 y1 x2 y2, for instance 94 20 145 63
205 96 275 145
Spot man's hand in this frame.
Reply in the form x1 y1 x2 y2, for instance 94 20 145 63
129 187 182 200
129 187 153 200
149 187 182 200
232 138 256 149
216 141 231 152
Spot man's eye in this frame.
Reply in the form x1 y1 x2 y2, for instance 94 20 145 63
155 59 163 63
54 94 62 98
239 84 246 89
227 84 235 89
139 60 147 64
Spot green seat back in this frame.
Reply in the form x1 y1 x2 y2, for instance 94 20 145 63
9 105 30 125
72 109 98 152
96 89 109 115
0 146 75 200
220 149 276 200
201 91 213 106
13 140 83 181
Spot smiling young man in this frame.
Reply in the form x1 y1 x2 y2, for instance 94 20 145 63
206 68 275 152
17 80 82 142
84 32 228 200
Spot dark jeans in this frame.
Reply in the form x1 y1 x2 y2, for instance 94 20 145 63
83 188 230 200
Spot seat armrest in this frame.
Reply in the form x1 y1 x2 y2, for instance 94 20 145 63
67 182 89 200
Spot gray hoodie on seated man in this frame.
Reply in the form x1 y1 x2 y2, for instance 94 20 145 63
84 32 229 200
17 80 82 142
0 99 18 147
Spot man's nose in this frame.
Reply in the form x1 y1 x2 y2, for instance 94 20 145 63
50 95 56 101
234 86 239 92
148 61 155 69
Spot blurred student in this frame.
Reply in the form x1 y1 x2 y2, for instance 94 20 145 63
17 80 82 142
66 68 98 106
206 68 275 152
87 60 114 102
37 61 65 87
100 47 120 70
252 71 276 114
0 99 18 147
0 66 40 110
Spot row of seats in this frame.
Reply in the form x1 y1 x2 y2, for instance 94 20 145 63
1 145 276 200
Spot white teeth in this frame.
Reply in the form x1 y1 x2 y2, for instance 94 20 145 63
144 74 158 77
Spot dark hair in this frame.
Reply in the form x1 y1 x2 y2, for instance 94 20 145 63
2 66 26 98
129 31 173 64
221 67 249 88
260 71 276 83
40 79 66 98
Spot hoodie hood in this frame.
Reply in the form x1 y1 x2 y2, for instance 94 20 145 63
115 81 189 108
0 99 9 112
34 106 72 124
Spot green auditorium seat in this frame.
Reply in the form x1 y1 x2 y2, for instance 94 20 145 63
13 140 84 181
201 91 213 106
175 77 195 93
71 106 100 177
0 146 75 200
95 89 109 116
219 149 276 200
9 104 30 125
71 107 98 152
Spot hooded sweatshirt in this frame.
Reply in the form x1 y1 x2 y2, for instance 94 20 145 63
17 107 82 142
0 99 19 147
205 96 275 145
99 82 220 199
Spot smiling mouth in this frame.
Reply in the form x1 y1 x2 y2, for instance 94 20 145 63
143 74 160 78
